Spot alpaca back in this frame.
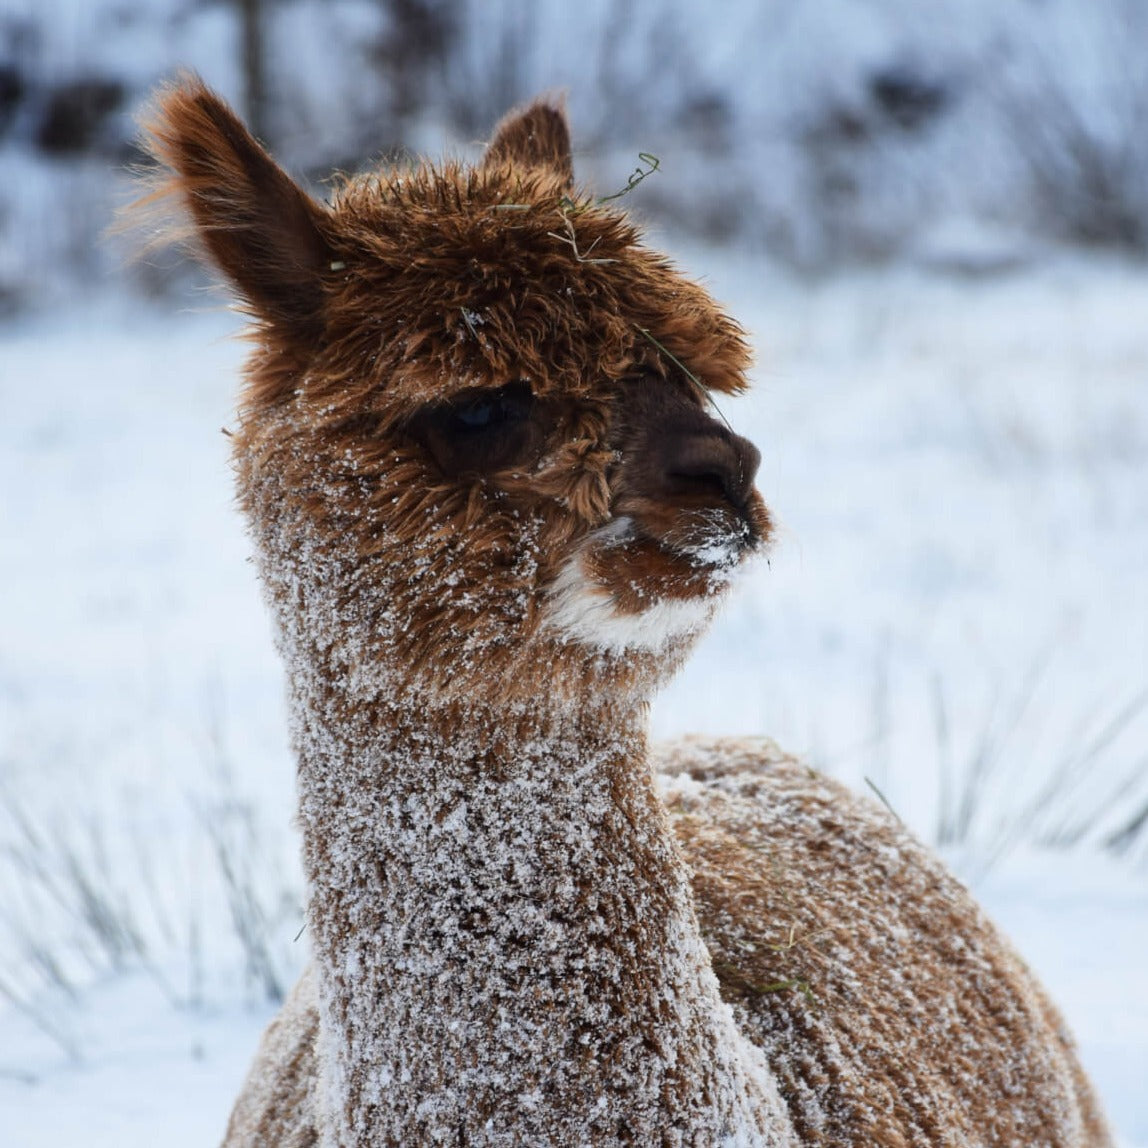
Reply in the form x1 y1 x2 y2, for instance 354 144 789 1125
661 738 1109 1148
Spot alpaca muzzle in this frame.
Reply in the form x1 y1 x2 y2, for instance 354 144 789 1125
659 421 762 519
610 378 771 564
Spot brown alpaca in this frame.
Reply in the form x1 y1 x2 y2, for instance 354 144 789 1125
141 79 1111 1147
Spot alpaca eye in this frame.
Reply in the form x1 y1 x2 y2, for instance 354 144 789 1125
452 384 533 432
455 399 498 429
410 382 544 477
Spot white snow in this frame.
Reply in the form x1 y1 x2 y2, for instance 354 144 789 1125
1 251 1146 1144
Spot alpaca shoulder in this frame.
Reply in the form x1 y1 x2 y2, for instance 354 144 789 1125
657 736 1111 1147
221 964 322 1148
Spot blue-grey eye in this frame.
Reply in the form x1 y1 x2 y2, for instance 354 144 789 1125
457 398 497 428
452 383 533 432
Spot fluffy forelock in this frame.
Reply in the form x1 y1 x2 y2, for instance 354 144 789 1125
287 161 752 422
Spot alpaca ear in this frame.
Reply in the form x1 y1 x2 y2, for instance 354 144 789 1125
481 99 574 187
141 77 333 340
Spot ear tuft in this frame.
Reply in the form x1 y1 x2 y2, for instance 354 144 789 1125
481 98 574 187
138 75 333 340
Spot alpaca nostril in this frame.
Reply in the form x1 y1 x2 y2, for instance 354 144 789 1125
668 465 731 502
666 432 761 509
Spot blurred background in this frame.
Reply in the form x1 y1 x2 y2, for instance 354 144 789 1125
1 2 1146 1145
3 0 1148 306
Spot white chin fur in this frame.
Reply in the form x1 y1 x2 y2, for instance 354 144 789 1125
543 523 722 655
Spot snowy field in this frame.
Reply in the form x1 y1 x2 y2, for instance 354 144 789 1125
1 249 1146 1145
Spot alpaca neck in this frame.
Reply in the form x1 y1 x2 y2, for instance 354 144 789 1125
291 688 791 1146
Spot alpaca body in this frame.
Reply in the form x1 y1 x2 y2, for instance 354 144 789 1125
138 79 1111 1148
224 737 1106 1147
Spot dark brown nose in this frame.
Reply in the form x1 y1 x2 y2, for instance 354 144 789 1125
612 376 763 519
662 424 761 510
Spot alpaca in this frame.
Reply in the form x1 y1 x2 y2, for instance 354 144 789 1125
141 79 1111 1148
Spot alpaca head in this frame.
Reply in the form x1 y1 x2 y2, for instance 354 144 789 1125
145 81 772 711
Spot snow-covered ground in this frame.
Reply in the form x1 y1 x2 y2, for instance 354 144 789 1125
1 249 1146 1144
